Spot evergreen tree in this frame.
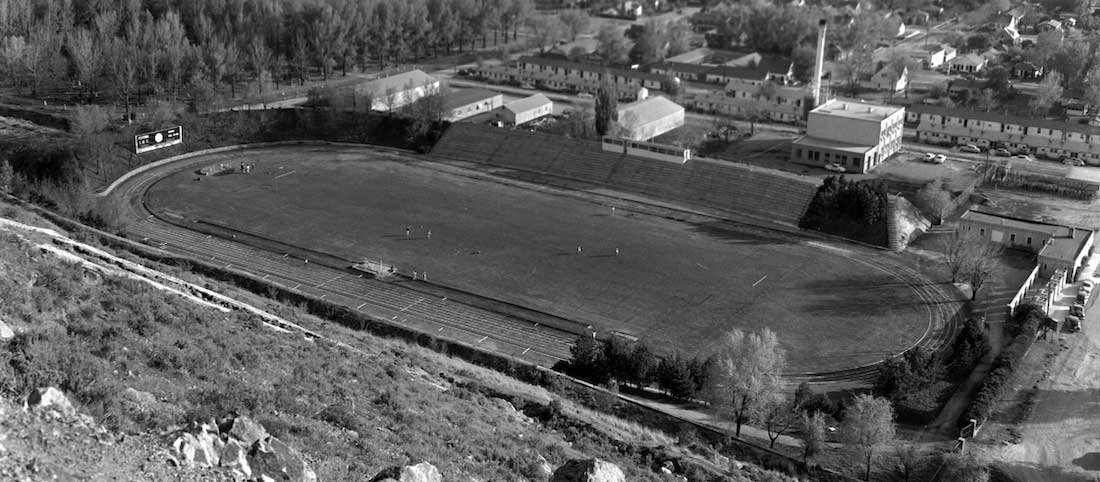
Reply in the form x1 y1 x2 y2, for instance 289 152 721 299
594 81 617 136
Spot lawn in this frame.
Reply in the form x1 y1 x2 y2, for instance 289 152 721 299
144 146 932 373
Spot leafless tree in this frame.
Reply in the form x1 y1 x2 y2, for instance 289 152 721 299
842 393 896 481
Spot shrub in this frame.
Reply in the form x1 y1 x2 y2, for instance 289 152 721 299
960 303 1045 426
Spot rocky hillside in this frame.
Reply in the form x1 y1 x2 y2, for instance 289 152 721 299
0 202 800 481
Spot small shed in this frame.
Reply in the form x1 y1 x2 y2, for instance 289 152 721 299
443 89 504 122
499 94 553 126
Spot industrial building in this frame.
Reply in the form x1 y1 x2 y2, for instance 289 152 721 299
616 96 685 141
357 70 440 112
959 210 1094 279
790 99 905 173
498 94 553 126
442 89 503 122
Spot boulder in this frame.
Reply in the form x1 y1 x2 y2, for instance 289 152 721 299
550 459 625 482
219 438 252 479
371 462 442 482
122 387 157 407
172 429 222 467
227 416 268 446
25 387 75 417
0 320 13 341
249 436 317 482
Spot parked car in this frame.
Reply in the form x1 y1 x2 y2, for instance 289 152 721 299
992 148 1011 157
577 92 594 99
1064 158 1086 166
1071 303 1086 317
932 154 947 164
1083 278 1096 289
1011 154 1033 162
825 162 846 173
959 144 982 153
1066 315 1082 332
1078 290 1090 304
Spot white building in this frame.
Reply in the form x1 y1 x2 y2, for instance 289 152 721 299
870 65 908 92
616 96 685 141
358 70 440 112
442 89 503 122
790 99 905 173
499 94 553 125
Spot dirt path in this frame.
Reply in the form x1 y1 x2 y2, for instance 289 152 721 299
969 299 1100 481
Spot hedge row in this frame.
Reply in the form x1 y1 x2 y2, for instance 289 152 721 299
996 172 1097 201
959 303 1046 427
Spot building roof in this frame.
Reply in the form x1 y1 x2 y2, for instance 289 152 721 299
442 89 500 111
791 135 875 154
810 98 904 122
951 53 986 66
961 209 1094 262
618 96 684 127
1039 19 1063 29
909 104 1100 136
504 93 552 114
363 69 437 94
517 56 667 82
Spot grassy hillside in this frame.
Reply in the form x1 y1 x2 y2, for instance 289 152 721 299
0 202 799 481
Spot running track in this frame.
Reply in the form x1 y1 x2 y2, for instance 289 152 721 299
111 145 965 386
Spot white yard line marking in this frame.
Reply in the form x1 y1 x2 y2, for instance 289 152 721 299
805 240 852 254
753 275 768 287
478 336 489 343
696 263 708 270
522 348 531 354
357 302 366 309
262 274 270 280
292 283 300 290
399 298 425 313
274 170 296 179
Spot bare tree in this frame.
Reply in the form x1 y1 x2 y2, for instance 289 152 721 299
965 241 1002 300
941 227 984 283
558 9 591 41
66 28 101 99
707 328 786 437
1030 70 1064 115
595 24 630 65
842 393 896 481
894 443 924 482
914 178 953 224
758 393 798 448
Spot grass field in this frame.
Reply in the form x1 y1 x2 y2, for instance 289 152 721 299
145 146 933 373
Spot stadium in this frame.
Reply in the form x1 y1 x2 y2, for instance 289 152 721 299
112 124 961 382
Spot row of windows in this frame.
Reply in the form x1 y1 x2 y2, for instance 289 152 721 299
965 225 1034 245
925 115 1100 140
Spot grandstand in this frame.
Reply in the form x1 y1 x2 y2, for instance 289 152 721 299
431 124 818 225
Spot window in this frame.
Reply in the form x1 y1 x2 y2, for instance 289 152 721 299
1027 236 1032 245
1010 234 1016 243
980 228 985 236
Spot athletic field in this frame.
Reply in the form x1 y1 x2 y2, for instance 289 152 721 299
145 146 932 373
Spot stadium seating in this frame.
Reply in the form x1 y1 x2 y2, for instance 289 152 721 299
431 124 819 225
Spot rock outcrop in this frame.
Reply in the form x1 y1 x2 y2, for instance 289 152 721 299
168 415 314 482
372 462 442 482
550 459 625 482
25 387 75 418
0 319 13 341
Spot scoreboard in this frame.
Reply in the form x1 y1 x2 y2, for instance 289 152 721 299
135 126 183 154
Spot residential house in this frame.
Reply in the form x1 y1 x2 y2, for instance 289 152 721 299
948 53 986 73
472 56 667 100
1037 19 1064 33
1001 25 1021 45
1011 61 1043 79
911 44 956 69
871 65 908 92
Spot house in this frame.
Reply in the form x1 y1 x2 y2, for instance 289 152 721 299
442 89 504 122
498 93 553 126
1037 19 1064 32
790 98 905 173
871 65 908 92
616 96 685 141
911 44 956 69
947 78 985 99
959 210 1094 279
1001 25 1021 45
358 70 441 112
1063 100 1090 117
948 53 986 73
1012 61 1043 79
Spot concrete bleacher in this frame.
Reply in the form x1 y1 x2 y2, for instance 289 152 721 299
431 124 819 225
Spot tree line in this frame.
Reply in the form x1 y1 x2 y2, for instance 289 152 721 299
0 0 540 110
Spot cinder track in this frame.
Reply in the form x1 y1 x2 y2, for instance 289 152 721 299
112 144 963 386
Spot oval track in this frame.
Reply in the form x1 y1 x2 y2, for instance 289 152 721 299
112 144 962 387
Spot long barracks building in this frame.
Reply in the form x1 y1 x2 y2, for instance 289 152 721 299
910 104 1100 165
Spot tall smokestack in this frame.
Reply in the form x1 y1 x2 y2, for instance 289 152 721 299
805 19 828 122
